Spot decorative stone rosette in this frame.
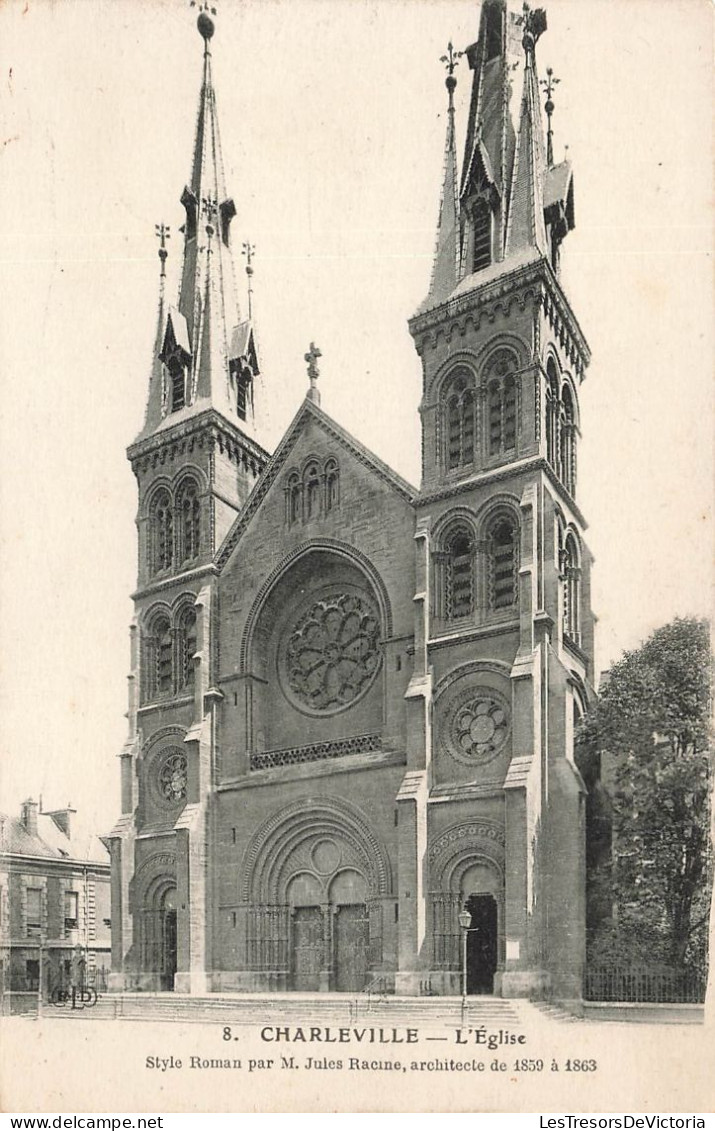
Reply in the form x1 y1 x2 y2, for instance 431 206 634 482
440 686 510 766
155 747 188 805
281 591 381 714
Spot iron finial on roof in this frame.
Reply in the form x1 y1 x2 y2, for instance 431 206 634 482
191 1 217 45
242 240 255 320
155 223 170 278
440 41 463 106
541 67 560 166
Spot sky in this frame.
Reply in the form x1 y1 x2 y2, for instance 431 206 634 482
0 0 712 836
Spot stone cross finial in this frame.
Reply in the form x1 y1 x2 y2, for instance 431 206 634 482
304 342 322 404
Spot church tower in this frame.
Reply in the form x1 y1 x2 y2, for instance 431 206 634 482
108 8 269 993
404 0 594 1000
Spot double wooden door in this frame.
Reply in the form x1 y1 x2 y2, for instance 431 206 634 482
291 904 369 992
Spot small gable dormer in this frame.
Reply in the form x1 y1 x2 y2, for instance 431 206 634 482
159 308 192 415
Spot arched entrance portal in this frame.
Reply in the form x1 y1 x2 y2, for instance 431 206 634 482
242 799 392 992
140 880 177 991
464 893 498 995
158 887 178 991
288 867 370 992
428 820 505 995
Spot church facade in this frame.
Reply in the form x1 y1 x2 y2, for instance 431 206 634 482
107 0 595 1002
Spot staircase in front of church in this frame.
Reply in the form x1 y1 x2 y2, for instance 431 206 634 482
45 991 523 1028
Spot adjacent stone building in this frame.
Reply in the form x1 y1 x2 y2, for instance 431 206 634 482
0 800 111 995
107 0 595 1001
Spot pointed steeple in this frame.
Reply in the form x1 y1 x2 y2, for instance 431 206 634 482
141 7 262 440
424 44 462 308
504 7 549 257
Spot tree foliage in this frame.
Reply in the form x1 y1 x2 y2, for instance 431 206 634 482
578 617 713 975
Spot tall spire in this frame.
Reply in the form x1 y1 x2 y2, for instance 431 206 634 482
424 44 462 308
504 5 549 257
141 6 262 440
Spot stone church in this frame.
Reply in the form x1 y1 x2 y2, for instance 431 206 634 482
107 0 594 1001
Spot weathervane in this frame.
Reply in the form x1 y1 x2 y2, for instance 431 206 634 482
519 3 547 54
155 223 170 278
242 240 255 320
541 67 560 165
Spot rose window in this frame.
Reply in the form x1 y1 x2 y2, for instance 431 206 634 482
284 592 381 713
442 688 510 765
157 749 187 803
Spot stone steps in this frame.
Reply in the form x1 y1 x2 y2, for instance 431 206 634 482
49 992 523 1027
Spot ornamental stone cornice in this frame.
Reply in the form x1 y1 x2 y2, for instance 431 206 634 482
416 456 588 529
127 408 269 477
132 563 218 601
409 256 590 377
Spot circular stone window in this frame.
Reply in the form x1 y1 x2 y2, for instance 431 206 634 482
281 590 381 714
155 748 188 805
441 687 510 766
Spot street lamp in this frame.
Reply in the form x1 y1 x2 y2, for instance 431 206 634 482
458 908 472 1009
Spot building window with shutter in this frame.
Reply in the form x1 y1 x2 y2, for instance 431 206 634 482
64 890 78 932
472 198 492 271
26 888 42 938
445 526 475 620
487 514 519 613
442 367 477 472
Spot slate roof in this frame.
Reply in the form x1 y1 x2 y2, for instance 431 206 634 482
0 810 109 866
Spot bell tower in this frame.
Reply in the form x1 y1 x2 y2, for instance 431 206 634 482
128 7 269 594
403 0 594 1001
108 7 270 995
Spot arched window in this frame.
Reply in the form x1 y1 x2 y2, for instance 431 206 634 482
168 357 186 413
176 479 201 564
287 473 301 525
325 459 339 512
145 615 173 701
562 533 581 643
150 490 173 574
485 352 518 457
546 359 560 472
445 526 475 620
177 606 197 691
304 463 321 520
487 514 518 612
443 368 476 471
473 199 492 272
561 384 577 495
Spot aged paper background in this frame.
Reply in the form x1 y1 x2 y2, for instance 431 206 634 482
0 0 712 1114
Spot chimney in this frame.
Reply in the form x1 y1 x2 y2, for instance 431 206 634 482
21 798 39 837
46 805 76 839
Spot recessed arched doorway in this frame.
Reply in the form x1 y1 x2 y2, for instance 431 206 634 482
140 881 178 991
243 799 392 992
464 893 498 995
428 821 506 996
159 887 178 991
